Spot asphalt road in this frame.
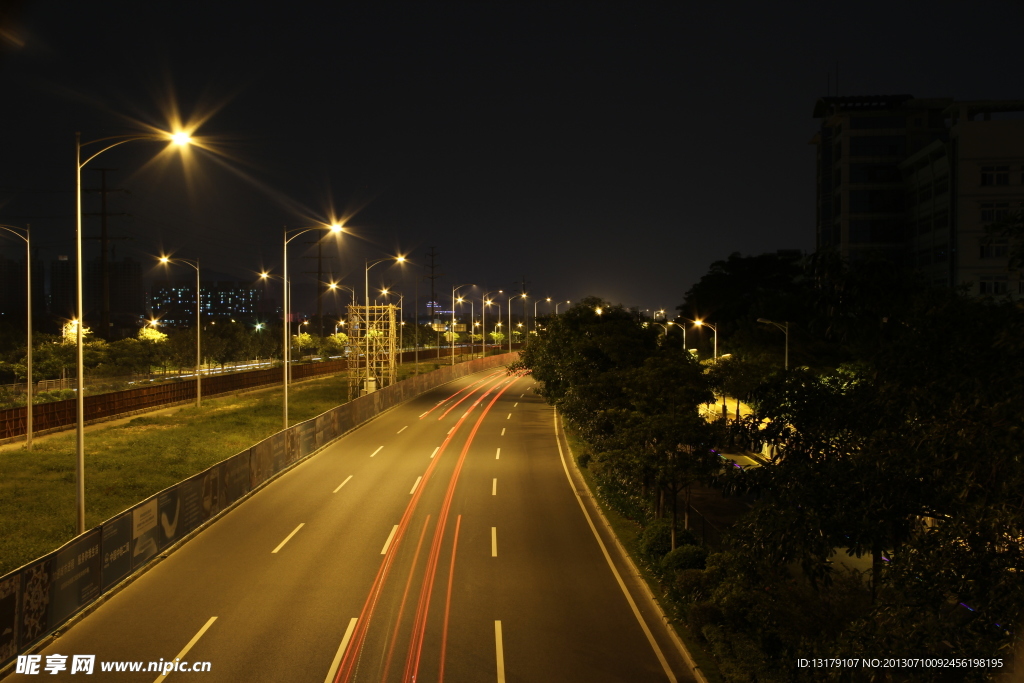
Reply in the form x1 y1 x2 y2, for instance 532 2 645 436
8 369 698 682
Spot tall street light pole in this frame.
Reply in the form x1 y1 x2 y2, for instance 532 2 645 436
533 297 551 340
159 257 202 407
0 223 33 449
757 318 790 370
75 128 193 534
507 293 525 353
284 223 342 426
555 300 570 314
690 319 718 359
451 283 475 365
365 256 406 388
481 290 502 359
381 288 404 356
455 296 474 358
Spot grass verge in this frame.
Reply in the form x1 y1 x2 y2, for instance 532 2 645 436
562 422 725 683
0 370 360 577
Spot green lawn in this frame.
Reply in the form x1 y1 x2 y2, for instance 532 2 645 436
0 371 361 576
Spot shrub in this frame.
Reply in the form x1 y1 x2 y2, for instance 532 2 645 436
662 543 708 574
639 518 673 561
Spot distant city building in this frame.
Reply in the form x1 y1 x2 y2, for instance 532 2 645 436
48 256 145 322
813 95 1024 298
0 253 46 317
426 300 453 317
151 279 263 326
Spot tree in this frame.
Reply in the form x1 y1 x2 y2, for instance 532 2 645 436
611 349 720 548
321 332 348 356
138 326 168 343
61 320 92 345
679 252 810 360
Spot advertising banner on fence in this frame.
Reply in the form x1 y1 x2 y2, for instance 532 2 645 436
0 572 19 663
48 529 102 628
158 488 182 551
271 431 287 473
101 513 132 591
297 421 315 459
250 437 273 488
315 414 330 451
131 498 159 570
18 557 51 649
222 450 251 507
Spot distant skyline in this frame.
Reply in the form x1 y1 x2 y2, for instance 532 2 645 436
1 1 1023 317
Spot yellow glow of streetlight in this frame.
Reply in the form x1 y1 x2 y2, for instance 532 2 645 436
595 307 603 315
694 319 704 327
159 256 170 264
396 256 406 263
329 223 343 233
170 131 192 146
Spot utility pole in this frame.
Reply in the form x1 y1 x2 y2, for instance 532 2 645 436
302 235 336 339
83 168 128 341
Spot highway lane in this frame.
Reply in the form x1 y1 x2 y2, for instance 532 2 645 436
8 368 695 682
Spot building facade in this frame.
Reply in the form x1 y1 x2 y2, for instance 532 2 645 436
813 96 1024 298
151 280 263 326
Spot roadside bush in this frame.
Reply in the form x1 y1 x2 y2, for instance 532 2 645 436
661 542 708 574
639 518 672 561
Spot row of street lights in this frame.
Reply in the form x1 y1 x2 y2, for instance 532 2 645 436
5 120 577 539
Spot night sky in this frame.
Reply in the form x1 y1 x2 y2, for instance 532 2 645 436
1 1 1022 317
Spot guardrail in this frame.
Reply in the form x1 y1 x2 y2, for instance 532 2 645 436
0 352 518 671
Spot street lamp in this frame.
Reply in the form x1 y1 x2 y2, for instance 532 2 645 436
508 293 526 353
455 295 474 358
380 288 404 355
451 284 476 365
0 223 33 449
75 128 192 534
158 256 202 408
691 319 717 359
555 300 570 314
757 318 790 370
666 321 688 354
533 297 551 337
365 256 406 389
481 289 503 359
328 282 358 324
284 223 343 426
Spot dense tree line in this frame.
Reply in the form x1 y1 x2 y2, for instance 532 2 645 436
517 258 1023 681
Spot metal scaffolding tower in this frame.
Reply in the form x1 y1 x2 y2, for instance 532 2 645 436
347 302 397 399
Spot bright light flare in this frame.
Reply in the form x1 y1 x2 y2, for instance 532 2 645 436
170 131 192 146
159 256 170 264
